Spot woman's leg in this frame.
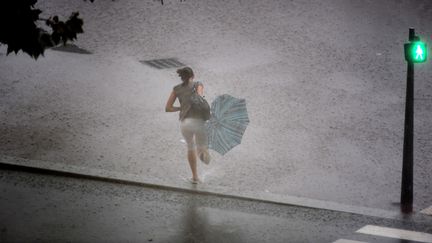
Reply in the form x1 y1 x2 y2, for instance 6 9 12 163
181 119 199 180
195 120 211 164
187 148 199 180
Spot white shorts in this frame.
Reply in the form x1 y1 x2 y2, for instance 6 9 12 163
180 118 208 151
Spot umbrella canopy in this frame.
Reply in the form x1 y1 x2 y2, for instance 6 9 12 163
205 94 250 155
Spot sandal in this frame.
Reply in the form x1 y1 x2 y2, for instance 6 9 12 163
187 178 201 184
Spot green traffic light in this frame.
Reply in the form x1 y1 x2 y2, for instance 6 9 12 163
404 41 427 63
412 42 427 62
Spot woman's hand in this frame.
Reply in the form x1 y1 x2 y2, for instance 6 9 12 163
196 83 204 97
165 90 180 112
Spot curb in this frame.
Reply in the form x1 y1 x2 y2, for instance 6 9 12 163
0 154 430 224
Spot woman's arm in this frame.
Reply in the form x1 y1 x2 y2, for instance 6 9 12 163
165 90 181 112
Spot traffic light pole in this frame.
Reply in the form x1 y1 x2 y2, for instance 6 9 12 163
401 28 415 214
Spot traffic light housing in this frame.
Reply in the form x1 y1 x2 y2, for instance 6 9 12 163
404 41 428 63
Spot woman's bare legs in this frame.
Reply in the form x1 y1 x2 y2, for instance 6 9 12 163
181 118 206 182
187 149 199 181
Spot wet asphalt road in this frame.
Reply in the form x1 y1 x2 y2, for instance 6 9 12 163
1 168 431 243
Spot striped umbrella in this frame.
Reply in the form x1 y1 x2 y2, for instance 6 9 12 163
205 94 250 155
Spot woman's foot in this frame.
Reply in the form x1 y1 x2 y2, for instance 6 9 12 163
199 150 211 165
187 177 201 184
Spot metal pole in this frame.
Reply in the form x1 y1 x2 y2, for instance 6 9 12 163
401 28 415 213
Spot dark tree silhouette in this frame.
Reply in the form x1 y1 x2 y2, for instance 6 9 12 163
0 0 184 59
0 0 87 59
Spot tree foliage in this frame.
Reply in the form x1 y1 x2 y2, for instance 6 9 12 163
0 0 184 59
0 0 86 59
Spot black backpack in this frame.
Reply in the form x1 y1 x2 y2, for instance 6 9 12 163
190 82 211 121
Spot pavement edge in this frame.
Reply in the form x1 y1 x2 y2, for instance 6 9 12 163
0 154 431 224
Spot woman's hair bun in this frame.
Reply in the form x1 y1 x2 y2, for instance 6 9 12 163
177 67 194 84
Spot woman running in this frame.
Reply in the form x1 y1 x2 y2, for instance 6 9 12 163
165 67 211 184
